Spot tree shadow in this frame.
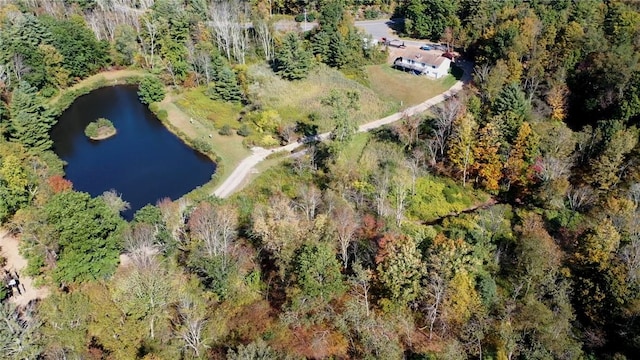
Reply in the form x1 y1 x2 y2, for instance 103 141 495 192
386 18 405 35
296 121 319 137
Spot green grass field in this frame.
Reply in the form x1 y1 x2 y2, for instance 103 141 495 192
366 64 458 106
175 88 243 130
162 91 250 200
247 64 395 132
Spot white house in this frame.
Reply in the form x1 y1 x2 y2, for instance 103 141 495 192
393 52 452 79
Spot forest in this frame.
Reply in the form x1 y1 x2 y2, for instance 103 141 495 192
1 0 640 359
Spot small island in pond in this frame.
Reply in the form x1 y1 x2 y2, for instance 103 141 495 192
85 118 116 140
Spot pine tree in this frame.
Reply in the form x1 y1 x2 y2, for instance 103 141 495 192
207 68 242 103
273 33 313 80
493 82 530 141
211 53 226 82
9 81 54 152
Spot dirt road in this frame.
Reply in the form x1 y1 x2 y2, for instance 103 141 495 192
0 230 49 307
213 71 468 199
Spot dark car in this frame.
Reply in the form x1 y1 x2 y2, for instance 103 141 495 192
419 45 432 51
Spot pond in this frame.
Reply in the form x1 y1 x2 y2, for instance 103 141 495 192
51 85 216 220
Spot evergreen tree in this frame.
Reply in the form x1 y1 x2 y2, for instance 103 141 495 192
44 191 124 283
211 53 226 82
9 81 54 152
0 13 52 89
311 0 371 70
295 242 345 303
41 15 109 79
493 83 530 141
207 68 242 102
404 0 458 40
273 33 313 80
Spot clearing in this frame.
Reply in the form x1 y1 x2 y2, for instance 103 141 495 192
248 64 395 131
366 64 459 106
158 92 251 196
0 230 49 307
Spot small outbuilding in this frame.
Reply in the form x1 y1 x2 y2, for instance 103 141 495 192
393 51 452 79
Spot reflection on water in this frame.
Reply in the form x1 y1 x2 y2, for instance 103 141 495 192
51 85 216 220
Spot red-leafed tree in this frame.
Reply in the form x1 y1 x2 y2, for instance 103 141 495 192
47 175 72 193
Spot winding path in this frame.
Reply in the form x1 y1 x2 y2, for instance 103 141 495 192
213 64 470 199
0 230 49 307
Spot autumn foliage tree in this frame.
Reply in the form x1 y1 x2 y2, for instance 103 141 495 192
504 122 539 193
47 175 72 194
447 112 477 186
471 122 503 192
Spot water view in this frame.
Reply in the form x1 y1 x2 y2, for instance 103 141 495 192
51 85 216 220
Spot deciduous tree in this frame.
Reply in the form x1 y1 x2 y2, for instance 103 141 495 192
471 122 503 192
447 113 477 186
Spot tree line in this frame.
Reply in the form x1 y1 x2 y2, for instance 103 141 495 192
1 0 640 359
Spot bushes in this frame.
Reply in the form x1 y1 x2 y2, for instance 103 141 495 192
137 76 166 105
192 137 213 154
84 118 115 139
219 124 233 136
237 124 251 137
294 12 316 22
364 8 380 20
407 176 483 222
156 109 168 122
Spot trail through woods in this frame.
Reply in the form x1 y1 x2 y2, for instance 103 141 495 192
0 229 49 307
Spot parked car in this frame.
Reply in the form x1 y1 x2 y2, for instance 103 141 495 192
442 52 455 60
419 45 432 51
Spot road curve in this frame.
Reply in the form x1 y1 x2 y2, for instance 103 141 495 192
213 74 467 199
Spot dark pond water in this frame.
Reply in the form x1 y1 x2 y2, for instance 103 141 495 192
51 85 216 220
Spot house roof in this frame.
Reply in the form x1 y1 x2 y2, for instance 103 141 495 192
399 51 449 67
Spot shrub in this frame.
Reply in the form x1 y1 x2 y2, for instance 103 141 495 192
192 137 213 154
237 124 251 137
308 111 320 122
219 124 233 136
138 76 166 104
156 109 168 122
364 8 380 20
407 177 478 221
41 87 57 98
257 134 280 147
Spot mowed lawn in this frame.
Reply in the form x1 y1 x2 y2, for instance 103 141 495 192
366 64 458 106
166 91 250 192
